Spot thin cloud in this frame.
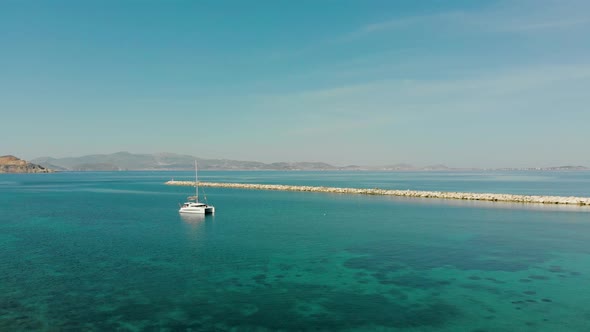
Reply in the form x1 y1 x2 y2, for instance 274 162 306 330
345 1 590 40
361 12 465 34
259 63 590 112
498 17 590 32
339 12 464 41
252 63 590 157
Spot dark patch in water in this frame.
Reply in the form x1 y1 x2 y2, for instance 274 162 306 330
345 234 549 274
199 283 462 330
343 256 404 273
484 277 505 284
383 274 452 289
519 279 532 283
253 274 267 284
541 298 552 303
460 283 502 295
528 275 549 280
523 291 536 295
388 287 407 297
279 264 292 271
548 266 564 273
469 276 482 280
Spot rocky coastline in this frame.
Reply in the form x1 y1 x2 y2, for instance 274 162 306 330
165 180 590 206
0 155 54 173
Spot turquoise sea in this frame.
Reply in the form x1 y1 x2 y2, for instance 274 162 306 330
1 171 590 331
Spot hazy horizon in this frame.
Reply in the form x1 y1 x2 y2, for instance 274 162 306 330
2 1 590 168
4 150 585 170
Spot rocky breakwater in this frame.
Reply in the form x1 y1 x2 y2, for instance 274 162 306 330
166 180 590 206
0 155 54 173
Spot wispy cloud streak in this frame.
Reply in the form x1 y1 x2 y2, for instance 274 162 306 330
498 17 590 32
347 1 590 38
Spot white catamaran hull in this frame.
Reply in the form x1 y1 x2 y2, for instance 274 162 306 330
179 206 215 214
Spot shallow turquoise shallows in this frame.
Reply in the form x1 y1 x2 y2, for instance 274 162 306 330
1 171 590 331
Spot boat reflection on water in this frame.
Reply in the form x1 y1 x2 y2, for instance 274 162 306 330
179 213 214 241
180 213 206 224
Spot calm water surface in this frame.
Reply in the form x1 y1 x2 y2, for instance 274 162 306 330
1 171 590 331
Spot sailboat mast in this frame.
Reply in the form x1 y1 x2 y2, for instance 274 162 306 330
195 160 199 203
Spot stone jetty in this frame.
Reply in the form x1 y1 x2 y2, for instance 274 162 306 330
165 180 590 206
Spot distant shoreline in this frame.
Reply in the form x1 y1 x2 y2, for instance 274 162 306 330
12 168 590 173
28 151 589 172
165 180 590 206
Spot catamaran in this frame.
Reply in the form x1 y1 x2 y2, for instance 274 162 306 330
179 161 215 214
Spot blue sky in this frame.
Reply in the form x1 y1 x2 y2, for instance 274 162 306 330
1 0 589 167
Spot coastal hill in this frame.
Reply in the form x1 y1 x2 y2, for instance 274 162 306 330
0 155 54 173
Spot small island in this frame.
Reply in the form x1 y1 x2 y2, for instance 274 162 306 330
0 155 54 173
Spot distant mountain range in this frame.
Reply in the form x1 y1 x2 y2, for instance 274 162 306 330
28 152 589 172
32 152 341 171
